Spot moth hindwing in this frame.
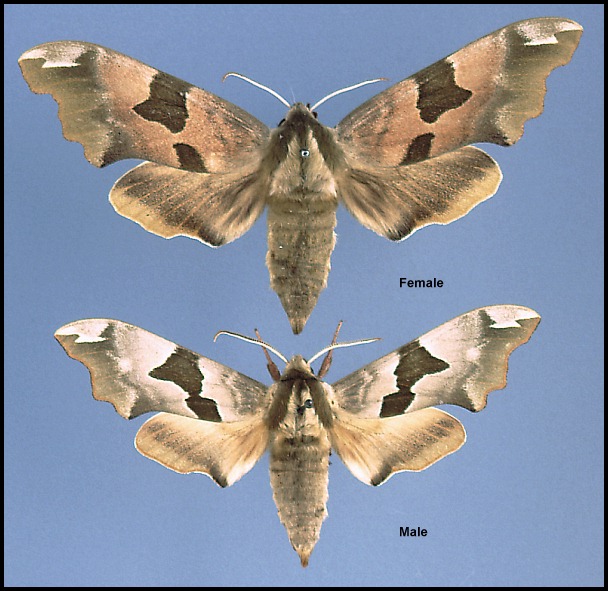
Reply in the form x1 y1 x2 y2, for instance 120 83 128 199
54 305 540 566
19 19 581 334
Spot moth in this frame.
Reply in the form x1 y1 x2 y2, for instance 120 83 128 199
55 305 540 566
19 19 580 334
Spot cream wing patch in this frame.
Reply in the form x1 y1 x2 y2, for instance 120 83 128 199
55 319 193 419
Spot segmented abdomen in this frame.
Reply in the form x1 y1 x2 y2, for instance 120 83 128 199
269 432 331 567
266 192 337 334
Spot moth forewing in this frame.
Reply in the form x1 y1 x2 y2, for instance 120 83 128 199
335 17 582 243
18 41 270 172
53 319 273 488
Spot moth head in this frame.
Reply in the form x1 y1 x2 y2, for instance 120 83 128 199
282 354 315 380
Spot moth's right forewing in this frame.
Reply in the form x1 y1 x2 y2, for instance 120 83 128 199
336 18 583 166
334 18 582 243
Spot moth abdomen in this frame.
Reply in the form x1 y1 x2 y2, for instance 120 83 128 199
269 431 331 567
266 192 338 334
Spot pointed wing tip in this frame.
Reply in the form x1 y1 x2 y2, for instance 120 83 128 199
511 18 583 40
54 319 113 344
566 20 583 33
461 305 541 413
53 325 69 340
513 18 583 58
546 17 583 33
485 305 541 331
18 44 50 65
19 41 90 72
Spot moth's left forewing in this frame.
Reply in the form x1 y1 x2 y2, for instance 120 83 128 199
332 305 540 418
19 41 271 249
336 18 582 166
328 306 540 485
334 18 582 242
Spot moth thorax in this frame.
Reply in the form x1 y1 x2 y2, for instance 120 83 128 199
294 380 314 415
269 132 336 200
270 379 321 440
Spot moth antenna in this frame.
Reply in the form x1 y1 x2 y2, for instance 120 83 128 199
214 330 288 364
255 328 281 382
222 72 291 108
310 77 388 111
308 336 381 366
317 321 343 379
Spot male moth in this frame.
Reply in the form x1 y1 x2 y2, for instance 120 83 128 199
55 305 540 566
20 19 581 333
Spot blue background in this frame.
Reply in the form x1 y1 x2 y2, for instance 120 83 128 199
5 4 603 586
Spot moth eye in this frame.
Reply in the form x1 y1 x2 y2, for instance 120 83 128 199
300 148 310 158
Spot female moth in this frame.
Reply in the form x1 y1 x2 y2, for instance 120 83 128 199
20 19 581 332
